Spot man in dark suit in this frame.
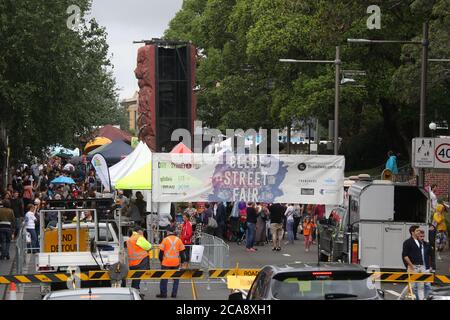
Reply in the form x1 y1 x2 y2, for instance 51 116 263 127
401 226 432 299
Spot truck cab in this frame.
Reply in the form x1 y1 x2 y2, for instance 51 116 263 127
319 180 430 269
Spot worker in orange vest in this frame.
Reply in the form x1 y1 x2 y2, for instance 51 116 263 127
126 226 152 293
156 226 186 298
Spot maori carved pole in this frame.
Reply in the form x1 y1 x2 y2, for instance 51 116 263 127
134 45 156 151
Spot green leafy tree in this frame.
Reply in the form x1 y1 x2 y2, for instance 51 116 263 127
164 0 450 170
0 0 125 162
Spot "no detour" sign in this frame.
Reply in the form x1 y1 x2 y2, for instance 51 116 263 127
44 229 88 252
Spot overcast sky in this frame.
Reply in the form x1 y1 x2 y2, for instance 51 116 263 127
89 0 184 101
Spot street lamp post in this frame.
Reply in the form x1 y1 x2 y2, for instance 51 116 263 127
348 22 429 186
280 46 341 155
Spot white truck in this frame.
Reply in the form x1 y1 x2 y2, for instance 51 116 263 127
318 180 430 270
36 209 123 295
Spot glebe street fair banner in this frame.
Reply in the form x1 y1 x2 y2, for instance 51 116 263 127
153 153 345 205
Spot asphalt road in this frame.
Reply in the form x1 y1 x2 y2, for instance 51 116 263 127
13 235 450 300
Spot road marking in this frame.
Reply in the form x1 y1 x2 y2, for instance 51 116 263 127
282 254 291 257
294 261 302 263
386 290 401 297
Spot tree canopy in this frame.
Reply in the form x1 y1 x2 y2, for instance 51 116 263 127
164 0 450 170
0 0 126 161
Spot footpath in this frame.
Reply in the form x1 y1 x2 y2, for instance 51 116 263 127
0 244 16 299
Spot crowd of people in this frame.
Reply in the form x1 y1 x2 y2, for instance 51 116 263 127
171 201 327 254
0 155 107 257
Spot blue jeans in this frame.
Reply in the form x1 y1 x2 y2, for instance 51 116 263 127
27 228 39 253
160 265 179 297
412 265 432 300
246 222 256 249
130 256 150 290
286 220 294 243
0 228 12 258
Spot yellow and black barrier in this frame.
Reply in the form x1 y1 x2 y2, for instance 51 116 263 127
89 269 204 280
208 269 260 278
0 269 203 284
370 272 450 284
1 269 449 284
0 273 90 284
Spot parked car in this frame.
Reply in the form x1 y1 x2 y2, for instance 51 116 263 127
43 287 142 300
427 286 450 300
230 263 384 300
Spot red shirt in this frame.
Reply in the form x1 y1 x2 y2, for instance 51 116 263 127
181 220 193 245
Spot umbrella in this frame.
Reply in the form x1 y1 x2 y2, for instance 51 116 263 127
84 137 112 154
51 176 76 185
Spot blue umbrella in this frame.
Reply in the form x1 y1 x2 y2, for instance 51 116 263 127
51 176 76 185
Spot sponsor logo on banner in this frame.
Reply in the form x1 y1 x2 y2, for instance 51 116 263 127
301 188 315 196
297 163 307 171
298 179 317 185
319 189 339 195
322 178 337 186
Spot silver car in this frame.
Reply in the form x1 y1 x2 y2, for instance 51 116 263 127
43 287 142 300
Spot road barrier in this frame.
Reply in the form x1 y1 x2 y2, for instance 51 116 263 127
1 269 449 284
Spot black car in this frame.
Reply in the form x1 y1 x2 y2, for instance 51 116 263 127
230 263 384 300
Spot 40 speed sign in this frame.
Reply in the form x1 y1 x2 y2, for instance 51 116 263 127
435 138 450 169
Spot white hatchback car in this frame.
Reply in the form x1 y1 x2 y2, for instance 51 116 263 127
43 287 142 300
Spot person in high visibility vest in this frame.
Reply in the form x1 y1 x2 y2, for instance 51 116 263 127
156 226 186 298
126 226 151 292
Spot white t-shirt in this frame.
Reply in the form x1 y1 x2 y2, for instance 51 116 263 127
25 211 37 229
429 190 437 211
158 211 172 227
285 205 295 222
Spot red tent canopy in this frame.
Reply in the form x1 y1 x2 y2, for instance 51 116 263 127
96 125 132 144
170 142 193 154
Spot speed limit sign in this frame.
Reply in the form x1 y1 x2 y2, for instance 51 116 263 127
434 138 450 168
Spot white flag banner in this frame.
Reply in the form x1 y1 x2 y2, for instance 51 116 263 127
153 153 345 205
91 154 111 192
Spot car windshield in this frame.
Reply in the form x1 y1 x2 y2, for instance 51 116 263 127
49 293 134 300
271 274 377 300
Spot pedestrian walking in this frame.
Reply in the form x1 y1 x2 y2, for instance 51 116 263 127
126 226 151 295
428 184 438 212
302 216 314 252
284 204 295 245
215 202 227 239
401 226 432 300
24 204 38 253
10 191 24 239
245 202 258 252
269 203 284 251
157 226 186 298
0 200 15 260
255 203 268 245
293 204 302 240
180 213 192 268
433 203 447 260
385 150 399 180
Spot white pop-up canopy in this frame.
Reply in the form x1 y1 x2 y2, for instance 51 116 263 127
108 141 152 190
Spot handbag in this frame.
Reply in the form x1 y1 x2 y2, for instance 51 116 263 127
208 216 218 229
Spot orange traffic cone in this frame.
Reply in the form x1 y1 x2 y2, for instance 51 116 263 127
8 283 17 300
